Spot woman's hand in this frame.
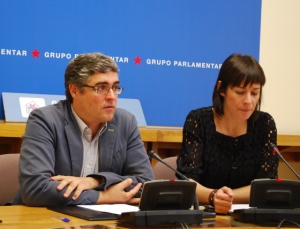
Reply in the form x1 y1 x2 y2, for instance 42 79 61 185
213 186 234 214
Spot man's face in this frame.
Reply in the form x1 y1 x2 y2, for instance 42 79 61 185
70 71 120 127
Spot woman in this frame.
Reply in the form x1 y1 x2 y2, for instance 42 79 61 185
177 53 278 214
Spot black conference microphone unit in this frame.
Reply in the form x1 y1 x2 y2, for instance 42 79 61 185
148 150 201 210
231 143 300 224
119 151 215 226
270 143 300 180
148 150 188 180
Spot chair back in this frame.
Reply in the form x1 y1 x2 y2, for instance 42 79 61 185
152 156 178 180
0 154 20 205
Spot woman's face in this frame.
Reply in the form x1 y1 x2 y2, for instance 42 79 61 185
221 82 261 121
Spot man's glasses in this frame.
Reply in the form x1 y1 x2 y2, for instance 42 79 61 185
82 84 124 95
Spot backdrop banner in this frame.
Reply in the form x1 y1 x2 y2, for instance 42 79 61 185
0 0 262 126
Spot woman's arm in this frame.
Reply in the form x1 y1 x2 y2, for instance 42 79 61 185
232 185 250 203
192 179 234 214
193 178 250 213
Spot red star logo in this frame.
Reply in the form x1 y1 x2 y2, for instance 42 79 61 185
31 49 41 58
134 56 142 64
29 102 39 109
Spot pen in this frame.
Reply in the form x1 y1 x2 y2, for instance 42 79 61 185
51 214 70 222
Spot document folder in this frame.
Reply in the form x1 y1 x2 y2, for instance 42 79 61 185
47 206 119 221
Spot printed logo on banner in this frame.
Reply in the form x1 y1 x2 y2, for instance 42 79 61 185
19 97 62 118
19 97 45 118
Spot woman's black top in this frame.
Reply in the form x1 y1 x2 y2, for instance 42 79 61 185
177 106 278 189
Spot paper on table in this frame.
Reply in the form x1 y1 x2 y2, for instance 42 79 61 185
230 204 250 212
78 204 139 215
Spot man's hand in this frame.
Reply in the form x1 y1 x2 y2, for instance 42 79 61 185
213 186 234 214
51 175 101 200
97 178 142 205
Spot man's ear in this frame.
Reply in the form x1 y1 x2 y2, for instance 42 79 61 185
69 84 79 98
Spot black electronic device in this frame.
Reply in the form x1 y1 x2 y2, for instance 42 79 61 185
47 206 119 221
148 150 200 210
231 144 300 224
119 151 211 226
139 180 196 211
250 178 300 209
120 180 204 226
231 208 300 224
231 179 300 224
119 209 203 226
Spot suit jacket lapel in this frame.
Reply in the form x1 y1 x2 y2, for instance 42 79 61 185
64 102 83 176
99 124 117 171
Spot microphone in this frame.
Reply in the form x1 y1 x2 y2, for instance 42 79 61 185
148 150 189 180
118 151 215 226
270 143 300 180
148 150 200 210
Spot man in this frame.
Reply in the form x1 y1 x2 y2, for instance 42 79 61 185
13 53 154 206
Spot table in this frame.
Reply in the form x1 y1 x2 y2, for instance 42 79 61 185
0 205 294 229
0 205 116 229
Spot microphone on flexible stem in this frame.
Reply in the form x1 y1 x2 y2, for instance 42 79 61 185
148 150 200 210
270 143 300 180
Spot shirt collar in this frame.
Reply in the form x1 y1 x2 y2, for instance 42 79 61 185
71 105 107 141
